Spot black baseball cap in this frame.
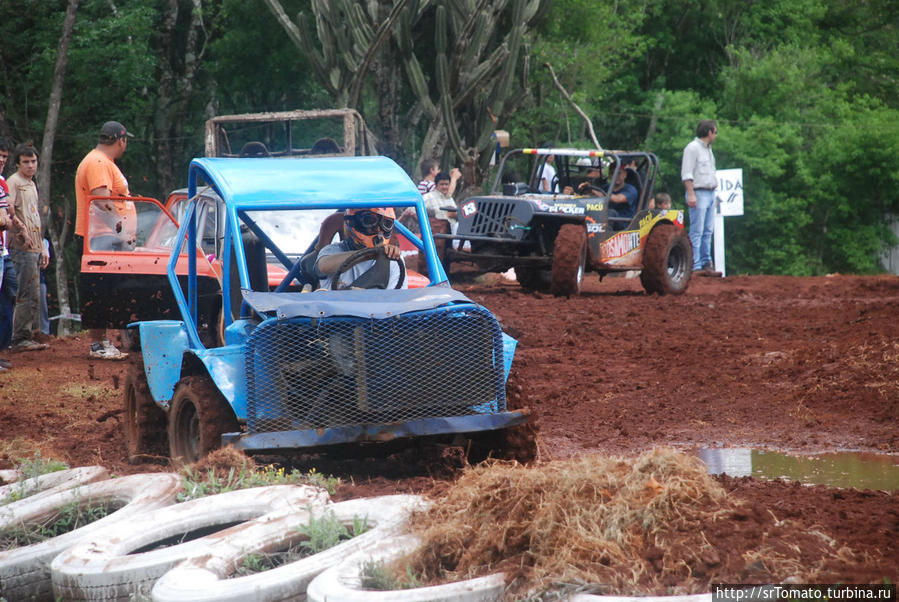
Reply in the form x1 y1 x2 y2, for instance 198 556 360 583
98 121 134 143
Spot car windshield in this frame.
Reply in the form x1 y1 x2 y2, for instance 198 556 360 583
243 209 340 260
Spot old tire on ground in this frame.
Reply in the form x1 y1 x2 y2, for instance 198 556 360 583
550 224 587 297
168 375 240 465
0 473 182 602
50 485 330 602
152 495 425 602
306 534 505 602
516 267 551 292
0 466 109 508
639 224 693 295
125 360 168 462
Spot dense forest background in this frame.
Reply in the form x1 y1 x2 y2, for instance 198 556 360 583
1 0 898 319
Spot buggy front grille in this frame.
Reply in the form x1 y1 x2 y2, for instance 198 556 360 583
460 199 533 240
245 305 506 433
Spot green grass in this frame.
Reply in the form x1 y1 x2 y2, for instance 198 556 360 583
177 464 340 502
231 511 369 577
359 560 424 591
0 498 120 549
0 452 69 506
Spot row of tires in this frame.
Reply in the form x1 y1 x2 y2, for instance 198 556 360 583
1 468 715 602
0 467 501 601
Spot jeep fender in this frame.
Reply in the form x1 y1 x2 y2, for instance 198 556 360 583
137 321 247 419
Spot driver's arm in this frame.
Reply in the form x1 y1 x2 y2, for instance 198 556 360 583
315 250 357 275
316 243 402 275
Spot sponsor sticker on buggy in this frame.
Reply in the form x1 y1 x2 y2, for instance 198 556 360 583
545 203 585 216
461 201 477 217
601 231 641 261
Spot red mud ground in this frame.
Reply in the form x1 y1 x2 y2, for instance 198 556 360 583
1 273 897 590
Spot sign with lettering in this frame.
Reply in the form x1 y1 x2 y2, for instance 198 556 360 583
716 168 744 217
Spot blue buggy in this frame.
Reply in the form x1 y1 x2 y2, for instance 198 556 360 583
123 156 528 463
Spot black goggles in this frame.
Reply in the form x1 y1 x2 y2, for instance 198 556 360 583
350 211 395 235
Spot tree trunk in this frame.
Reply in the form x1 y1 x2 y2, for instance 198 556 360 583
153 0 207 195
37 0 79 336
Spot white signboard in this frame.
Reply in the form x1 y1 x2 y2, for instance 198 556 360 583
716 168 744 216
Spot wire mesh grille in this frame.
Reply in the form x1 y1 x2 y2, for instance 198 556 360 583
245 305 506 433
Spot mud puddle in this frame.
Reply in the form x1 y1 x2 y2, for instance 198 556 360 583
698 448 899 491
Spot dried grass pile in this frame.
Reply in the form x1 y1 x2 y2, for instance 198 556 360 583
407 448 734 596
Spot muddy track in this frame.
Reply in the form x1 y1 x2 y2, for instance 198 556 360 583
1 273 896 586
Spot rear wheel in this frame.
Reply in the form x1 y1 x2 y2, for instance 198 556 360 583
168 375 239 464
123 360 167 462
640 224 693 295
550 224 587 296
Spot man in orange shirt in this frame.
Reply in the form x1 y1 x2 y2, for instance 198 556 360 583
74 121 134 360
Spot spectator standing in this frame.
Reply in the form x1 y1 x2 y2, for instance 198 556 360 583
421 170 462 226
0 137 14 368
681 119 718 272
417 159 439 195
40 238 50 336
74 121 133 360
537 153 557 193
7 144 49 352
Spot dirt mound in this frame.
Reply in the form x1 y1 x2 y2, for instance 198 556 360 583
407 448 893 597
408 449 731 596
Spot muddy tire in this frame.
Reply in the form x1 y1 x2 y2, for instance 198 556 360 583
125 360 168 461
516 267 550 292
168 375 239 465
640 224 693 295
550 224 587 296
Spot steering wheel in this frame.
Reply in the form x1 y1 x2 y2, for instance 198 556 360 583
329 246 406 290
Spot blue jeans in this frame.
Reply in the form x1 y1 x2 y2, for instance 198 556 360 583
687 189 715 270
0 257 18 349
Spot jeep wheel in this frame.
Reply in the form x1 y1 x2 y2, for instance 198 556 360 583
168 375 239 464
550 224 587 296
124 360 168 462
517 267 551 292
640 224 693 295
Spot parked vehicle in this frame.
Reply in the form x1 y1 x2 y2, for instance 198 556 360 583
124 156 527 463
438 148 693 296
80 109 403 343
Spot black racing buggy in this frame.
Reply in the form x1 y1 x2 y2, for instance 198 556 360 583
437 148 693 295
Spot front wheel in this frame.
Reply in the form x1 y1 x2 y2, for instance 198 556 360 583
168 375 239 464
640 224 693 295
123 360 167 461
550 224 587 296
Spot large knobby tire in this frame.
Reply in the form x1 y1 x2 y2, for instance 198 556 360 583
516 267 551 292
124 360 168 462
550 224 587 297
168 375 240 465
640 224 693 295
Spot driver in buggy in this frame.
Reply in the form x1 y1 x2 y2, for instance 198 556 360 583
314 207 407 290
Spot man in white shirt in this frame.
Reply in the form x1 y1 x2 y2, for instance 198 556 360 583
681 120 718 272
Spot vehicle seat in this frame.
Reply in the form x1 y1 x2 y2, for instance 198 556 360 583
228 228 269 320
625 167 644 206
239 141 271 158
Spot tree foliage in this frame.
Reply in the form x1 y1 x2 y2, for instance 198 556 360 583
0 0 897 326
